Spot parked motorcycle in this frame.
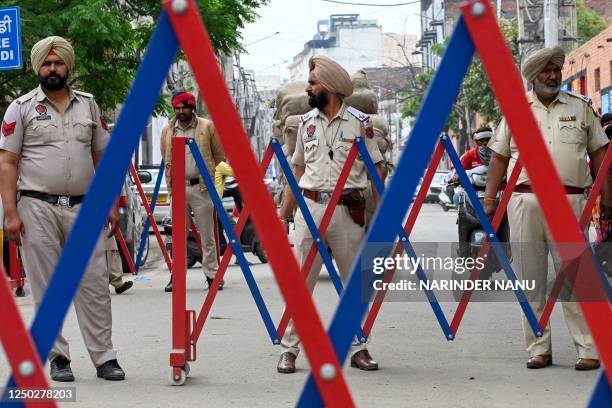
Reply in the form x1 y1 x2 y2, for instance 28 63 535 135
454 165 512 298
438 181 458 212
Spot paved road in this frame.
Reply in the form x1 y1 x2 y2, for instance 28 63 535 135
1 204 603 407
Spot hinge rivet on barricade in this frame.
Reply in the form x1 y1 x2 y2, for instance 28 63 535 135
274 339 280 345
360 337 366 343
320 363 336 381
18 360 35 377
401 237 407 242
442 135 448 140
171 0 189 14
356 137 361 143
231 239 236 244
315 238 321 243
471 2 485 17
536 331 543 337
488 233 494 238
272 138 278 144
447 334 455 340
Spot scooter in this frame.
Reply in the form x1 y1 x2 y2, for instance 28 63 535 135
438 181 459 212
453 165 511 298
163 179 268 267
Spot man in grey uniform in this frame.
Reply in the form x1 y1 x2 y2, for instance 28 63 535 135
277 55 384 373
484 46 610 371
0 36 125 381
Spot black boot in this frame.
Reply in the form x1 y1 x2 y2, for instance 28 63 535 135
96 359 125 381
207 277 224 291
50 356 74 382
164 278 172 292
115 281 133 295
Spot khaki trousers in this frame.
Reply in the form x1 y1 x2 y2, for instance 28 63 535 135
186 185 218 278
507 192 597 359
281 197 368 357
105 236 124 289
18 196 116 366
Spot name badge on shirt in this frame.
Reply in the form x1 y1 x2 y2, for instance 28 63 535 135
559 116 576 122
35 104 52 121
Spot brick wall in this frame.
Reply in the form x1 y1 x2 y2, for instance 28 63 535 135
563 25 612 114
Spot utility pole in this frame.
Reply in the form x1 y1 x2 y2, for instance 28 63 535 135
544 0 559 47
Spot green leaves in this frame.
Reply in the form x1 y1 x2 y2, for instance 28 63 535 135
0 0 269 116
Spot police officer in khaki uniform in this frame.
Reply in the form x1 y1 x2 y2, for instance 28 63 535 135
0 36 125 381
160 90 225 292
484 46 610 371
277 55 384 374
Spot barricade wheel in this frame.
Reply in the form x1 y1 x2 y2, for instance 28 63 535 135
184 362 190 376
169 367 186 386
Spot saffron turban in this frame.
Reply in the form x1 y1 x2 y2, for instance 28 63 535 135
521 46 565 82
31 36 75 74
308 55 353 98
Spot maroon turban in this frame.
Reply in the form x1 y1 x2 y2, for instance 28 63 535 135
171 92 196 108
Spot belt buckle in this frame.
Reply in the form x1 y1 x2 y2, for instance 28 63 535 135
57 195 71 207
319 192 333 205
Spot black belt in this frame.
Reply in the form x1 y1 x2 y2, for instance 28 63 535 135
20 190 84 207
514 184 584 194
189 178 200 186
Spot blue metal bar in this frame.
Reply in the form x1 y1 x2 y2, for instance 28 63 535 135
298 16 475 407
587 370 611 407
271 139 367 342
135 160 165 272
355 138 453 340
187 140 279 344
440 136 542 337
4 10 179 400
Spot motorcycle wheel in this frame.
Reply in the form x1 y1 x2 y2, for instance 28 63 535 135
254 242 268 264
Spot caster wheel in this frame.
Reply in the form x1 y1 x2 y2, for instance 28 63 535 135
169 368 186 386
15 287 25 297
184 362 190 376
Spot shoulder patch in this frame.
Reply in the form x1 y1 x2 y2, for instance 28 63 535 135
299 108 318 125
74 90 93 98
564 91 592 105
15 89 37 105
347 106 371 124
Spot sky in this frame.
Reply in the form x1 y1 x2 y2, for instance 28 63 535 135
239 0 421 79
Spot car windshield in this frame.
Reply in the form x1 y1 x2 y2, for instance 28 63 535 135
433 173 447 184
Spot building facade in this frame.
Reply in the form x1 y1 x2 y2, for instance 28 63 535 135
288 14 384 81
562 25 612 115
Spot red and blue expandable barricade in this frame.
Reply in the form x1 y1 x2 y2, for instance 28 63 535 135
1 0 609 406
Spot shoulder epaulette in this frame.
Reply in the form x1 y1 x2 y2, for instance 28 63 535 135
564 91 592 106
299 108 318 125
74 90 93 98
15 89 38 105
347 106 371 124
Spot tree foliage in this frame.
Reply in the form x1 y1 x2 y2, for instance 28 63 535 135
576 0 609 45
0 0 269 115
402 19 519 154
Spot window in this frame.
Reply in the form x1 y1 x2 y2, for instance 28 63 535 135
594 68 601 91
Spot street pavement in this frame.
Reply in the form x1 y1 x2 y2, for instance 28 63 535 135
1 204 603 407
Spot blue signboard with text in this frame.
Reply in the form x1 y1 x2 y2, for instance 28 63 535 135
0 6 22 70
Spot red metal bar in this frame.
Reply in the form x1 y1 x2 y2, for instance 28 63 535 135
538 145 612 329
363 141 445 337
0 264 55 407
116 229 137 275
190 219 202 256
170 137 188 374
276 143 359 339
462 0 611 381
191 145 274 343
450 159 523 334
164 2 354 404
129 164 172 273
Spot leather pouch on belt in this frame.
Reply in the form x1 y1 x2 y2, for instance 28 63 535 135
341 191 366 227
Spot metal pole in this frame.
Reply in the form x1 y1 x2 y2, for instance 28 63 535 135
544 0 559 47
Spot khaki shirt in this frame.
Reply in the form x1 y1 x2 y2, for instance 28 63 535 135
292 103 383 191
489 90 608 188
174 118 200 181
0 86 109 195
